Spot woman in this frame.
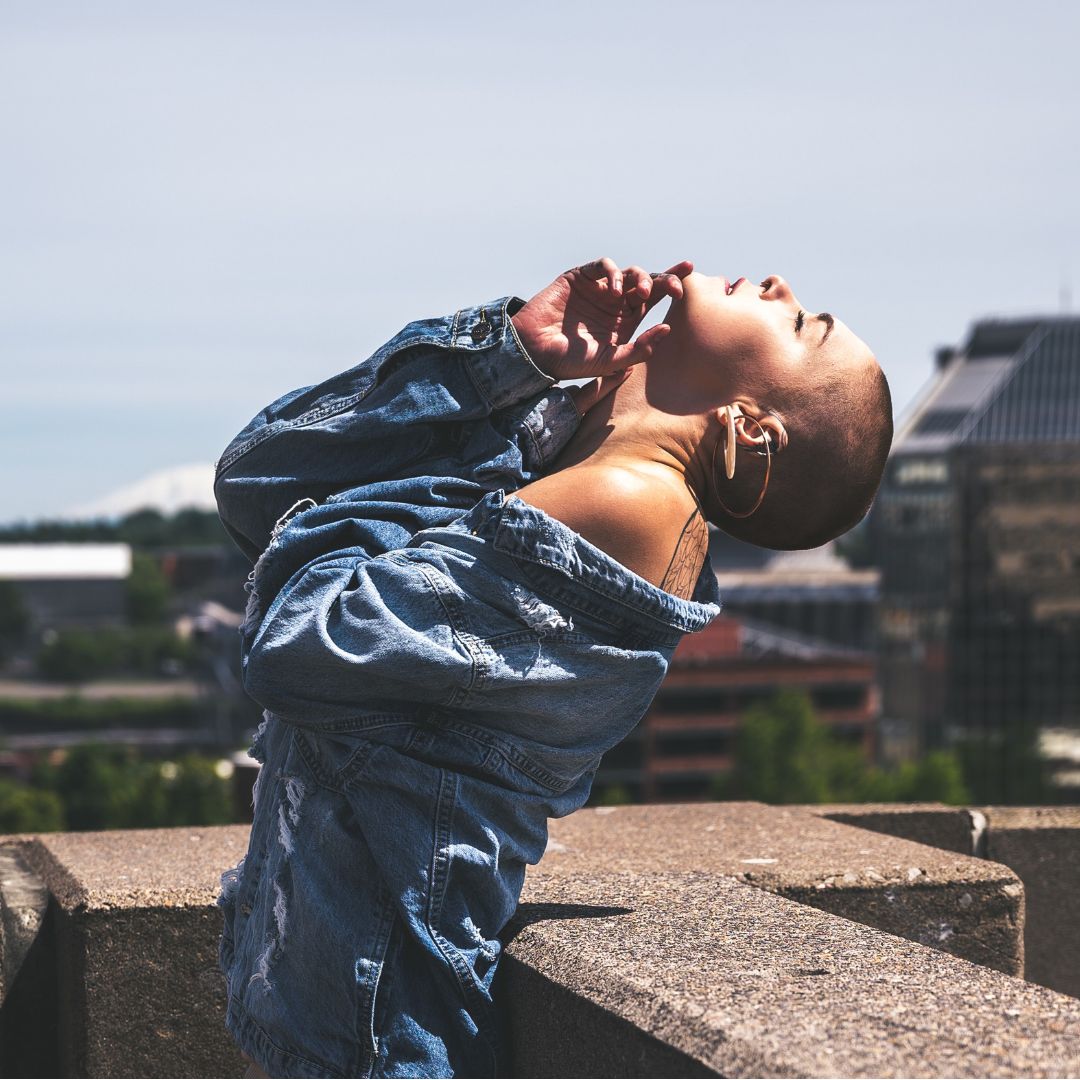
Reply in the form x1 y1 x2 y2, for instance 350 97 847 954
215 258 893 1078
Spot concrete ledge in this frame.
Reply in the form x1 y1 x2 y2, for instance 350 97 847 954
797 801 979 856
0 843 54 1076
3 826 249 1079
0 806 1069 1078
539 803 1023 976
0 845 48 1003
504 872 1080 1079
791 801 1080 1000
983 806 1080 999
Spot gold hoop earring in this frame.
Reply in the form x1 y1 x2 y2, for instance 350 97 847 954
711 412 773 519
723 405 737 480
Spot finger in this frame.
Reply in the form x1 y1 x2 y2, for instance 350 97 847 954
648 259 691 280
643 271 687 312
610 323 671 368
623 265 652 304
564 369 631 418
579 256 622 297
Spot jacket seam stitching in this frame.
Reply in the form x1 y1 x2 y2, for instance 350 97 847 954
508 550 693 638
409 561 485 704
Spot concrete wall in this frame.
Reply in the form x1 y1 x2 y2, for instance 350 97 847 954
0 804 1078 1078
984 806 1080 999
803 801 1080 999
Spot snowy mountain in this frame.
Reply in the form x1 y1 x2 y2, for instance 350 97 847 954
68 463 216 520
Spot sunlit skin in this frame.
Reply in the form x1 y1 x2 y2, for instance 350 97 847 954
509 262 881 597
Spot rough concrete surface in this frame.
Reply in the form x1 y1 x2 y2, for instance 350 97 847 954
539 802 1023 975
0 808 1060 1078
0 845 49 1002
0 843 56 1076
15 825 250 913
796 801 978 856
8 826 250 1079
983 805 1080 999
505 872 1080 1079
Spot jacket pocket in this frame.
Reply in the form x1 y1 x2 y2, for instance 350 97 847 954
289 721 416 793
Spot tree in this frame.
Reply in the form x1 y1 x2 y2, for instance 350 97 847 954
127 553 171 624
37 630 122 682
893 750 970 804
954 724 1055 805
720 689 971 805
0 580 30 661
53 744 147 830
164 756 233 826
724 690 834 803
0 779 64 832
31 744 235 830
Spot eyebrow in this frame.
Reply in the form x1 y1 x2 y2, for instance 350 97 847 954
795 310 835 345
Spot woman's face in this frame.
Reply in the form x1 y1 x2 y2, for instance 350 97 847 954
675 271 876 403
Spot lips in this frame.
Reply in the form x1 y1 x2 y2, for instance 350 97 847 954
726 277 746 296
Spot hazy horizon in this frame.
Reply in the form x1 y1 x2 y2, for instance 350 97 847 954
3 2 1078 523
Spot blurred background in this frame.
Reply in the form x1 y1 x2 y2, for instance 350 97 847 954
1 1 1077 831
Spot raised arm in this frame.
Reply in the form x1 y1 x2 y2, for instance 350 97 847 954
214 295 572 563
215 258 691 565
226 259 693 717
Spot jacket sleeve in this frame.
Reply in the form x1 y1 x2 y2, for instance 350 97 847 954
214 295 580 563
240 551 476 723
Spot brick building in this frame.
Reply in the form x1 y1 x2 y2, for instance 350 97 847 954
593 613 878 802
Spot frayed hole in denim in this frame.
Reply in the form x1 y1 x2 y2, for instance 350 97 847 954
276 775 305 856
510 584 574 636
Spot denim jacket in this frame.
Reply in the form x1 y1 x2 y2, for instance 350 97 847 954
214 295 723 1078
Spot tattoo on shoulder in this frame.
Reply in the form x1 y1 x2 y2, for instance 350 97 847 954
660 506 708 600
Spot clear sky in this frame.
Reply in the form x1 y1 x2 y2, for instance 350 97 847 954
3 1 1077 522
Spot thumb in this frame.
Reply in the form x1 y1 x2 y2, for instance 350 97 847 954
609 322 671 369
564 367 632 419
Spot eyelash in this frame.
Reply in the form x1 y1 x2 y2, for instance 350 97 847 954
795 310 806 332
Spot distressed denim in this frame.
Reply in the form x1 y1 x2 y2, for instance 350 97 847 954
215 295 723 1078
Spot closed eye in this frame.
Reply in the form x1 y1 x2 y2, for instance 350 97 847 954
794 309 834 344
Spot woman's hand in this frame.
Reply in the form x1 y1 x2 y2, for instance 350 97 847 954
511 257 693 382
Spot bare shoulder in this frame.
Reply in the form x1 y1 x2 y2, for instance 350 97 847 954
509 466 707 598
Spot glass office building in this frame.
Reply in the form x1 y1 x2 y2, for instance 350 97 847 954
870 317 1080 799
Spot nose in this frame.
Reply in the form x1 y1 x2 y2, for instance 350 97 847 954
760 275 794 301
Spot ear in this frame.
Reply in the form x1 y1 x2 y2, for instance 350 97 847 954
716 404 788 452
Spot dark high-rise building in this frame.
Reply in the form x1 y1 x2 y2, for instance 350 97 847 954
871 316 1080 795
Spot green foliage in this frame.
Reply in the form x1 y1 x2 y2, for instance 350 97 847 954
51 744 144 830
127 553 171 624
27 744 234 831
0 507 229 549
162 755 234 826
0 779 64 832
0 694 202 733
0 581 30 655
891 750 970 804
720 690 971 805
36 627 195 682
36 630 123 682
724 690 835 803
593 783 632 807
954 725 1056 805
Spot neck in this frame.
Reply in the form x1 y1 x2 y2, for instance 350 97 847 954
549 349 718 515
